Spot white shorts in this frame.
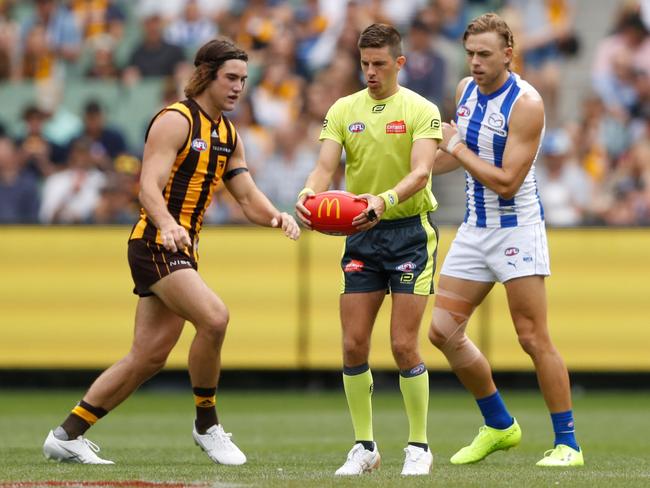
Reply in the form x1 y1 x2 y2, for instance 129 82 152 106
441 222 551 283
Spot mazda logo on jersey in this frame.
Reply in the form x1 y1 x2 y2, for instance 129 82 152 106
488 113 505 128
348 122 366 133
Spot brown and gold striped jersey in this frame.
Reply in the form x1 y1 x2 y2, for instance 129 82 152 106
129 99 237 258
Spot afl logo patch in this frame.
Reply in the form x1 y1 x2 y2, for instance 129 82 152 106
191 138 208 152
457 105 471 117
348 122 365 133
504 247 519 256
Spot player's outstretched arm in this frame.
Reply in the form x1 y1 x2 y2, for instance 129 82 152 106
295 139 343 228
139 111 192 252
224 135 300 240
441 92 544 199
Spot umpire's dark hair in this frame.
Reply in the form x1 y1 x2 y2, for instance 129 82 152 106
184 38 248 98
358 23 403 58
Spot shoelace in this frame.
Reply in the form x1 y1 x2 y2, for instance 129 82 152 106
347 445 363 460
210 428 236 449
80 437 101 453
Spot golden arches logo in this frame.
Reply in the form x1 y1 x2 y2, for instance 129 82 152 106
317 197 341 219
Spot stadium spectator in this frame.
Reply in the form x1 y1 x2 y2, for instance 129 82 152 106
91 172 139 224
122 10 188 83
20 0 82 66
68 0 126 42
164 0 218 50
400 19 447 107
0 136 40 223
84 33 121 80
38 137 107 224
256 121 318 213
16 104 66 178
67 99 129 170
536 128 593 226
250 60 304 129
592 12 648 120
592 139 650 225
0 0 19 80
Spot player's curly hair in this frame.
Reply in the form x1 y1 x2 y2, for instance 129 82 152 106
358 23 403 58
463 13 515 67
184 38 248 98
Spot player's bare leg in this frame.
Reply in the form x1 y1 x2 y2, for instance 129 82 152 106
84 297 185 410
44 295 185 464
335 291 384 476
390 293 433 475
505 276 582 466
151 268 246 465
505 276 570 412
429 275 519 464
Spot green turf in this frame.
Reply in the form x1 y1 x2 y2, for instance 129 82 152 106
1 389 649 487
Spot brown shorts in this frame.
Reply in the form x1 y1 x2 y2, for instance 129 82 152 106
127 239 197 297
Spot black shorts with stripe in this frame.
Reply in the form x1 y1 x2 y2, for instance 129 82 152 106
341 212 439 295
128 238 197 297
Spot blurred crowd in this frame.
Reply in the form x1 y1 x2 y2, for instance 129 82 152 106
0 0 649 226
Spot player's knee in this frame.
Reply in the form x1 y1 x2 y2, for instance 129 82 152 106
199 308 229 339
517 331 552 358
428 318 448 349
390 337 417 365
342 335 370 361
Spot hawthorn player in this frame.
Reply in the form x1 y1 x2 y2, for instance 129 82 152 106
43 38 299 466
295 24 442 476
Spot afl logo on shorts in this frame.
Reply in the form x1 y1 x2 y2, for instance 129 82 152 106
348 122 365 133
457 105 471 118
191 138 208 152
504 247 519 256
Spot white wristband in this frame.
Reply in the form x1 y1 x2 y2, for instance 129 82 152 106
446 132 463 154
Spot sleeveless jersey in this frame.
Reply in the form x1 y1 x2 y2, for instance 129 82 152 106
320 86 442 220
129 99 237 257
455 72 545 228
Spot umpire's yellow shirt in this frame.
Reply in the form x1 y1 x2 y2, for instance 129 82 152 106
320 86 442 220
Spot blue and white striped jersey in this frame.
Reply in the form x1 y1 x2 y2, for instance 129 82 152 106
455 72 545 228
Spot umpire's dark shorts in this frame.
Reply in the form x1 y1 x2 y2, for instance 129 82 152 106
340 212 439 295
128 238 197 297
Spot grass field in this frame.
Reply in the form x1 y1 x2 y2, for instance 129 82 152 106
1 389 649 487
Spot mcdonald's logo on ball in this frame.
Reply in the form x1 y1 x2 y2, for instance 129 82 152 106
304 191 368 236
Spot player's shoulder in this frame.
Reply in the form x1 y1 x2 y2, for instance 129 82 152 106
398 86 440 112
455 76 474 102
511 74 544 115
330 89 367 111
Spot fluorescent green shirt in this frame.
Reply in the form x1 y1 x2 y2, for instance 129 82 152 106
320 86 442 219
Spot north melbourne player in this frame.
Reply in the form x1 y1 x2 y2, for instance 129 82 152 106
428 13 583 467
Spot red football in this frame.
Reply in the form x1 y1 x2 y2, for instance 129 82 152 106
304 191 368 236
